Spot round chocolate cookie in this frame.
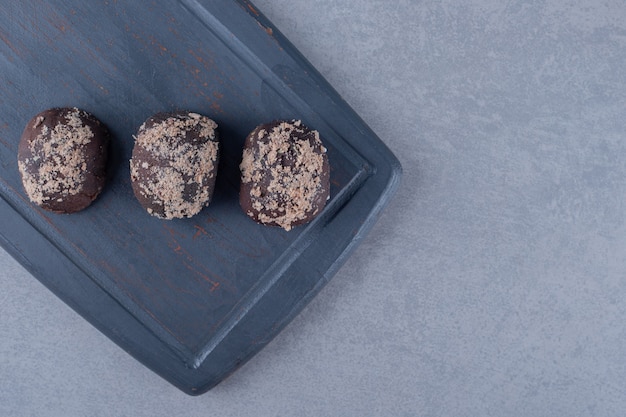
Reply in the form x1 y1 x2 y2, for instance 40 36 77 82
130 111 219 219
17 107 109 214
239 119 330 231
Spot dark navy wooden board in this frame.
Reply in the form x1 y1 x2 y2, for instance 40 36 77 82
0 0 401 394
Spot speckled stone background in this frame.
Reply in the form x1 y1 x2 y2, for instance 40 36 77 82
2 1 626 416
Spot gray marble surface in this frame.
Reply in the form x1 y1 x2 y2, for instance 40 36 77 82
2 1 626 416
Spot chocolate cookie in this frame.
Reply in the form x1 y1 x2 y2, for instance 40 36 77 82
130 111 219 219
17 107 109 213
239 120 330 231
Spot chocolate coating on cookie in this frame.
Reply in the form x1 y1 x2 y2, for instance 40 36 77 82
130 112 219 219
17 107 109 213
240 120 330 231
